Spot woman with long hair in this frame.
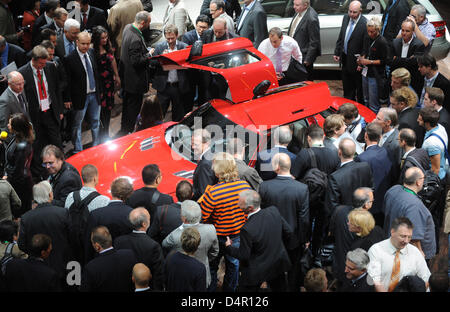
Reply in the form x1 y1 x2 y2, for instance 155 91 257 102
2 113 34 218
134 95 164 132
91 26 121 141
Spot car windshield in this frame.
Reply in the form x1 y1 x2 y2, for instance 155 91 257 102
166 102 260 164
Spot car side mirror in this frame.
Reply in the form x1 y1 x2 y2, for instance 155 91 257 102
187 40 203 61
252 80 271 99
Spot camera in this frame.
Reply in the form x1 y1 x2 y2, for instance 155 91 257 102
18 24 31 33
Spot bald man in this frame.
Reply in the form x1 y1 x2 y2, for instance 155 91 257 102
201 17 238 43
132 263 152 292
63 31 101 154
383 167 436 261
0 71 29 131
258 152 309 291
114 207 165 291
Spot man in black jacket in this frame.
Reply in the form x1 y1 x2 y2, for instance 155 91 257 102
398 128 430 184
334 0 367 104
77 0 108 32
119 11 152 134
381 0 410 43
114 207 165 291
200 0 241 20
258 153 308 292
81 225 137 292
42 144 82 207
235 0 267 48
225 190 292 292
338 248 374 292
424 87 450 137
32 0 60 47
18 181 72 284
127 164 174 220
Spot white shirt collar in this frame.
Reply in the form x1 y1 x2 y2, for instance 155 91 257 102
402 36 413 45
403 147 416 159
133 230 147 234
135 287 150 292
340 160 353 167
99 247 114 254
247 208 261 219
8 86 20 98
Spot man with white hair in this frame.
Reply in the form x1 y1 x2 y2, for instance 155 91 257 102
18 180 72 284
0 71 29 132
338 248 374 292
162 200 219 289
55 18 80 59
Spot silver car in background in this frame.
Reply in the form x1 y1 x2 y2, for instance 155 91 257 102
263 0 450 70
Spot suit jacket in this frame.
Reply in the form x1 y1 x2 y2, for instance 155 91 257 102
148 202 182 244
259 176 309 249
338 273 375 292
200 0 241 19
334 14 368 73
18 61 64 131
114 232 165 291
54 33 67 59
4 257 61 292
325 161 373 218
381 0 410 42
235 158 262 191
236 0 268 48
48 161 82 207
439 107 450 138
127 187 174 220
200 28 239 44
390 37 425 94
6 43 28 69
382 127 403 184
62 48 102 110
163 0 190 38
225 206 292 286
162 223 219 288
398 107 425 148
192 150 218 200
288 6 321 65
79 6 108 32
18 202 72 279
32 13 51 47
291 146 340 180
80 248 137 292
119 23 151 94
355 145 392 214
255 146 297 181
0 87 29 131
432 73 450 112
182 29 201 46
399 148 430 183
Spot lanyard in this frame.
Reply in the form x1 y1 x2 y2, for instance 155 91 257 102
403 186 417 197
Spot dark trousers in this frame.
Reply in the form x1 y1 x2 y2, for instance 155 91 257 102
121 91 143 134
342 64 364 104
287 246 302 291
100 105 112 141
305 63 314 81
158 82 186 122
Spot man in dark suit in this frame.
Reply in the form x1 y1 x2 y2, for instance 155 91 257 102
54 18 80 59
255 125 296 181
0 35 27 70
182 14 210 45
355 122 392 226
258 153 308 292
38 7 68 43
4 234 61 292
338 248 375 292
424 86 450 137
148 180 192 244
41 144 82 206
200 17 238 44
225 190 292 292
380 0 410 43
0 71 29 131
325 138 373 224
119 11 151 134
114 208 165 291
417 53 450 111
288 0 320 81
81 225 138 292
77 0 108 32
18 181 72 283
84 177 134 264
235 0 267 48
334 1 367 104
152 24 190 122
200 0 241 20
63 31 101 154
18 45 64 180
127 164 174 219
398 128 430 183
390 19 425 95
191 128 217 200
31 0 60 47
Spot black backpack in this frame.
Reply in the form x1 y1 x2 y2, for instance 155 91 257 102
301 148 328 205
68 190 100 262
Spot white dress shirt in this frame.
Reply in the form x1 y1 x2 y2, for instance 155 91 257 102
401 37 413 58
258 35 302 72
367 238 431 291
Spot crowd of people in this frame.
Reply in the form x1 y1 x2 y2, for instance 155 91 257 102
0 0 449 293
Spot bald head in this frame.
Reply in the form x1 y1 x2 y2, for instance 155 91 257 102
404 167 424 188
7 71 25 94
338 138 356 160
132 263 152 289
129 207 151 231
272 153 291 174
348 1 362 20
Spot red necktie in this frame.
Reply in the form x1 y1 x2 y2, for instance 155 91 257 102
83 13 87 27
36 70 47 100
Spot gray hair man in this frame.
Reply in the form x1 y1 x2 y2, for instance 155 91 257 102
339 248 374 292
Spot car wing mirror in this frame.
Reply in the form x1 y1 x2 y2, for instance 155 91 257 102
187 40 203 62
252 80 271 99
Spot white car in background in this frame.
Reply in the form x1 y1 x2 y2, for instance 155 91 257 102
263 0 450 70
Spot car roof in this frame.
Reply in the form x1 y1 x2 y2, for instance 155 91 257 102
151 37 279 103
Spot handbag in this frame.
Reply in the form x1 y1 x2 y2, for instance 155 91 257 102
285 57 308 82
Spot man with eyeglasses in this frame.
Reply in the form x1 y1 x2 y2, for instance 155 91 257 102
41 144 82 207
383 166 436 262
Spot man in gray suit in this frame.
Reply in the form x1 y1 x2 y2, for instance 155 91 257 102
288 0 321 80
0 71 29 131
162 200 219 289
235 0 268 48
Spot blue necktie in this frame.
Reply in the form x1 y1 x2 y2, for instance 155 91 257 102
381 0 397 35
84 54 95 90
68 41 75 54
344 20 354 54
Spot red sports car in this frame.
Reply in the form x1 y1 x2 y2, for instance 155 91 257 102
67 37 375 198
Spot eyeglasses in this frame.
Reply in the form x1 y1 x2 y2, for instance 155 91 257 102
42 161 55 168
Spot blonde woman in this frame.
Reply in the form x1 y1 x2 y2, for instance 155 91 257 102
347 208 385 251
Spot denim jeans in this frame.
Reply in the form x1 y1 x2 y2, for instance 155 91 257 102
362 76 380 113
208 235 240 292
72 93 100 153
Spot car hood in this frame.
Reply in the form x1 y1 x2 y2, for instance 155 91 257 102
67 123 195 198
151 37 278 103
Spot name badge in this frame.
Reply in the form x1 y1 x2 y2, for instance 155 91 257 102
361 66 368 77
40 98 50 111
